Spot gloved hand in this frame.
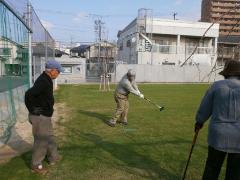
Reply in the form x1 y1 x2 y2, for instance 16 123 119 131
195 122 203 133
32 107 43 116
139 93 144 99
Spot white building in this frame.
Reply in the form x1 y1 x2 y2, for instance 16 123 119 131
117 16 219 66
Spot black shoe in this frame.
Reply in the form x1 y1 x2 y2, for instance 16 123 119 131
117 121 128 126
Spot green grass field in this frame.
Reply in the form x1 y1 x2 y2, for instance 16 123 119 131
0 84 227 180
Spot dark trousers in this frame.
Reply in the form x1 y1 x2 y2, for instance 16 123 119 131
29 114 59 168
203 146 240 180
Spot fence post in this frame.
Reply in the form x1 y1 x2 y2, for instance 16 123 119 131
27 1 32 87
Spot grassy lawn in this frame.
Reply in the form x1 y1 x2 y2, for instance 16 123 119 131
0 84 226 180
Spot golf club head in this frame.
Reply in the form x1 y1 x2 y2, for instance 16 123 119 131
159 106 165 111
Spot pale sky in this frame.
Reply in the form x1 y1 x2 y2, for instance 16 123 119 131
30 0 202 43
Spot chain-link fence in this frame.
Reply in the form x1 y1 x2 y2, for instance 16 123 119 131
31 8 55 81
0 0 30 144
0 0 55 145
86 62 116 82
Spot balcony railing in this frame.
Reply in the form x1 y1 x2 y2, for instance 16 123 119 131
151 44 214 55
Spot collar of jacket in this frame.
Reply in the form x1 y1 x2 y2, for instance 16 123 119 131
228 76 239 80
42 71 53 83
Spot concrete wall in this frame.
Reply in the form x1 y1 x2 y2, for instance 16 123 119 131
56 56 86 84
115 64 223 83
58 63 86 84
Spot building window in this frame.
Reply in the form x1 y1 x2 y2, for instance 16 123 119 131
119 42 123 50
126 40 131 48
62 66 72 74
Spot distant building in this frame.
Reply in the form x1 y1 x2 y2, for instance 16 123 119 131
218 36 240 65
84 42 117 80
84 41 117 63
201 0 240 64
0 41 28 77
117 17 219 66
55 49 68 58
70 45 89 58
201 0 240 36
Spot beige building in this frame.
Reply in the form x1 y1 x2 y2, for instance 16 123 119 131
84 42 117 80
201 0 240 36
85 41 117 63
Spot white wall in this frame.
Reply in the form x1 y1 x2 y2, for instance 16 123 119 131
137 52 214 66
147 19 219 37
58 63 86 84
56 56 86 84
116 64 223 83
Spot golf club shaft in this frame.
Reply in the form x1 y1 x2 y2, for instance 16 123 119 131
182 130 199 180
144 97 163 109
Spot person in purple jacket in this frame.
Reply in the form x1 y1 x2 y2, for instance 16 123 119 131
195 60 240 180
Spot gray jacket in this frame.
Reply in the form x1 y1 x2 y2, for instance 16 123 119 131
116 74 140 96
196 77 240 153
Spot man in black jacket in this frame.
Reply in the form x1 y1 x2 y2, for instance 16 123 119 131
25 59 63 174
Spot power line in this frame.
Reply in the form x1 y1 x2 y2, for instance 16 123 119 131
34 8 136 18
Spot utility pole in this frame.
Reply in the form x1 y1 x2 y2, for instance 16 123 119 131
45 30 48 62
70 36 73 48
173 12 178 20
91 14 111 91
92 15 110 91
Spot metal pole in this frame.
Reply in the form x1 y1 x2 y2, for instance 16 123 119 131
53 40 55 58
33 56 35 82
45 30 48 62
182 130 199 180
27 1 32 87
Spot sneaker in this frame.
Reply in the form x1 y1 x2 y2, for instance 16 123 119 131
31 165 48 175
106 120 116 127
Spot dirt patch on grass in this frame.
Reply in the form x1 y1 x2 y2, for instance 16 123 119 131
52 103 71 145
0 103 70 164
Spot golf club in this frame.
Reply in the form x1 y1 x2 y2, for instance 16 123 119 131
144 97 165 111
182 129 200 180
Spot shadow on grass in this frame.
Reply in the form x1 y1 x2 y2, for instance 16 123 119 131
64 124 179 180
0 127 32 164
78 110 110 125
